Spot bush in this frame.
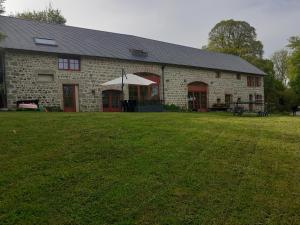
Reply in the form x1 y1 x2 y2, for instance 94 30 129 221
45 106 63 112
276 88 300 112
163 104 189 112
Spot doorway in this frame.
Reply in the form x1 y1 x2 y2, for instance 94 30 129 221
63 84 77 112
225 94 233 108
102 90 122 112
188 82 208 112
249 94 254 111
129 73 160 101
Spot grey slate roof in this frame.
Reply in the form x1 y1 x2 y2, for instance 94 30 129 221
0 16 265 75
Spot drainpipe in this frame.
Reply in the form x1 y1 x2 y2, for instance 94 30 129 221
121 68 124 100
161 65 166 103
0 51 7 109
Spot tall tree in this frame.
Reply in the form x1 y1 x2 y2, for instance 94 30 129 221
15 4 66 25
0 0 5 41
206 19 264 59
271 49 289 85
287 36 300 94
0 0 5 14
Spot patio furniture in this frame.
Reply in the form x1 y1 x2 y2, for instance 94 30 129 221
16 99 39 111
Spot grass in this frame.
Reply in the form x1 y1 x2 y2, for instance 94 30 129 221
0 112 300 225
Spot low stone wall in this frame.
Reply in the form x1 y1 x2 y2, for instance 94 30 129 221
4 50 264 112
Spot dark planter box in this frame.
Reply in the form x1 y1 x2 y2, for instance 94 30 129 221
136 104 163 112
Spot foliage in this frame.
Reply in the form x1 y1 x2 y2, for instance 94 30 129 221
45 106 63 112
271 49 289 85
206 19 263 59
287 36 300 95
205 19 296 112
289 73 300 95
163 104 189 112
277 88 300 111
0 0 5 40
15 4 66 25
163 104 181 112
0 0 5 14
0 32 4 41
1 112 300 224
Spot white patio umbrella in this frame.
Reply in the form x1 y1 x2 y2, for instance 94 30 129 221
101 74 156 86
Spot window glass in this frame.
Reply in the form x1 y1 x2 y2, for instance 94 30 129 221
129 85 138 100
58 58 80 71
34 38 57 46
255 77 261 87
70 60 75 70
140 86 148 101
255 94 263 103
102 92 109 108
150 85 159 99
58 62 64 70
74 63 79 70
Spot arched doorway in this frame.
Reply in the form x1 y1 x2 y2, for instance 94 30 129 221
129 73 160 101
102 90 122 112
188 82 208 112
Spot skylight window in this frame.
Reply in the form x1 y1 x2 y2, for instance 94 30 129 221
34 37 57 46
129 49 148 58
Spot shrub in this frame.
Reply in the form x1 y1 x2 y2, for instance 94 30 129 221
163 104 189 112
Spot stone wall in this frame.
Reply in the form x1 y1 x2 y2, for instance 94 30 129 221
4 50 264 111
164 66 264 109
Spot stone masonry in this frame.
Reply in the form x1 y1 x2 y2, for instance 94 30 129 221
4 50 264 112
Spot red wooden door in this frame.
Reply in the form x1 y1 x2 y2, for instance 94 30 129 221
102 90 122 112
63 84 76 112
249 94 254 111
188 82 208 112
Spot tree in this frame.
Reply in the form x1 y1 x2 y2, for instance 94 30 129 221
287 36 300 98
0 0 5 41
287 36 300 82
0 0 5 14
271 49 289 85
15 4 66 25
206 19 264 59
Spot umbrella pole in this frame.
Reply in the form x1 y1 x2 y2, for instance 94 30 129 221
121 68 124 99
121 69 125 112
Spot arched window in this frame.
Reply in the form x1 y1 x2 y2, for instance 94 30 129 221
129 73 160 102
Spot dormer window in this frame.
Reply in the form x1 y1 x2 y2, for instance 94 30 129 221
130 49 148 58
34 37 57 46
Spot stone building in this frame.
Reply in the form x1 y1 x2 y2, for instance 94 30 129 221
0 16 265 112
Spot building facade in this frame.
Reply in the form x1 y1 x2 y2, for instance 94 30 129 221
0 16 265 112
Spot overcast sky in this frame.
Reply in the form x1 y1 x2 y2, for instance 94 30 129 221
4 0 300 57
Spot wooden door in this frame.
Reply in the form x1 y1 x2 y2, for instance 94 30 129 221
188 82 208 112
225 94 232 108
63 84 76 112
200 92 207 111
188 91 207 112
249 94 254 111
102 90 122 112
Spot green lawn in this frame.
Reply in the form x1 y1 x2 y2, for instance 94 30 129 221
0 112 300 225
